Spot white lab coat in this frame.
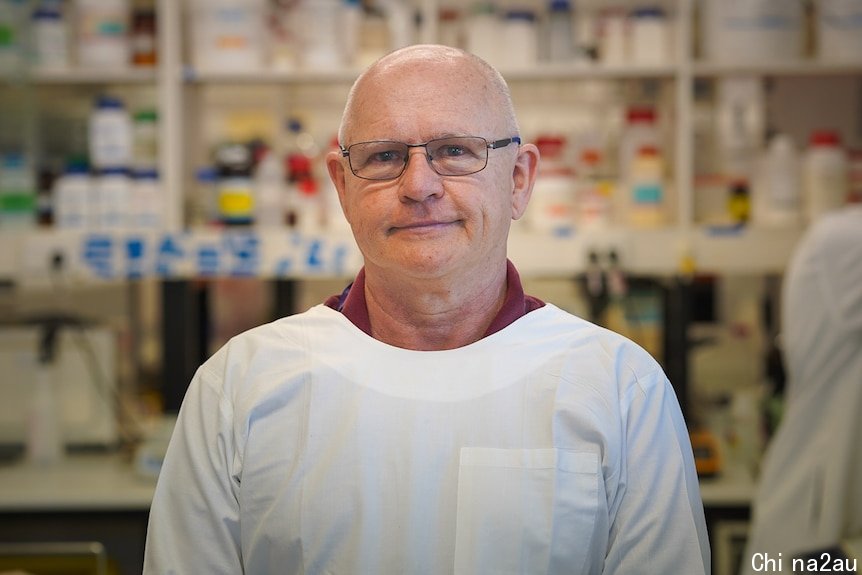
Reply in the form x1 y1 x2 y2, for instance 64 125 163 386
144 303 709 574
742 206 862 573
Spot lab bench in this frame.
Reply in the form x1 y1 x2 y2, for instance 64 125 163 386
0 452 755 574
0 453 154 575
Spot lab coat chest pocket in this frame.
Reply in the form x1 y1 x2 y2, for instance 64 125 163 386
454 448 600 575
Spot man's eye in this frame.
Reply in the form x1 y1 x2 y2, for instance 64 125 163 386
438 145 466 158
370 150 404 163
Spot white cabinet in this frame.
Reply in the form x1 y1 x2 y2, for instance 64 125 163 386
2 0 860 281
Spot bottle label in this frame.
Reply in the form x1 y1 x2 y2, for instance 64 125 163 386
0 192 35 213
632 183 662 204
219 188 254 218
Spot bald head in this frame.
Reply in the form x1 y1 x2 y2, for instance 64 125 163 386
338 45 519 146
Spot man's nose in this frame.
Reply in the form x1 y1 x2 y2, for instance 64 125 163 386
398 148 444 203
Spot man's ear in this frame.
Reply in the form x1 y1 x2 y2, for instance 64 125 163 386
511 142 540 220
326 149 349 215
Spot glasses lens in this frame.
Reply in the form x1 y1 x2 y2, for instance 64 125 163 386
348 141 409 180
427 137 488 176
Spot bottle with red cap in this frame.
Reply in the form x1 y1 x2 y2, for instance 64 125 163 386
618 105 661 184
525 134 577 236
803 129 849 221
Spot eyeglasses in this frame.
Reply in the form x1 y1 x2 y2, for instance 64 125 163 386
340 136 521 181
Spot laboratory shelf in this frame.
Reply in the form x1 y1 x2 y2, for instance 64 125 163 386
183 67 363 85
22 68 158 85
1 226 803 284
692 60 862 78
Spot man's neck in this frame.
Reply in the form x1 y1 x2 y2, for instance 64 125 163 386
363 263 508 351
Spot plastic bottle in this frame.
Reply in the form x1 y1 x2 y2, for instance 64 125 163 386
131 5 157 67
299 0 344 70
502 9 538 69
700 0 803 64
526 135 577 236
382 0 413 51
269 0 300 71
626 145 666 227
818 0 862 63
575 147 613 230
95 167 132 230
545 0 574 63
629 6 671 67
132 109 158 170
0 152 36 229
75 0 131 69
803 130 849 221
130 168 161 229
215 143 255 226
727 179 751 226
189 0 266 72
192 166 219 227
599 7 627 66
31 0 70 71
0 0 28 74
756 133 802 227
466 2 501 68
254 150 286 228
439 8 464 49
53 160 92 229
89 95 133 171
340 0 363 66
618 106 661 182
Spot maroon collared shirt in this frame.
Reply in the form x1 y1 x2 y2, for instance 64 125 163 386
324 260 545 339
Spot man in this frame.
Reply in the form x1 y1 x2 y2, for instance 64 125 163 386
742 205 862 573
144 45 709 574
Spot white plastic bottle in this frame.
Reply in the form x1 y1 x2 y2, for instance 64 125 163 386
132 109 158 170
502 9 538 69
701 0 803 64
618 106 661 182
31 0 70 71
804 130 849 221
466 2 501 68
545 0 574 62
299 0 344 70
629 6 671 67
53 161 92 229
254 150 286 228
382 0 413 51
89 95 133 171
130 168 162 229
75 0 130 68
339 0 362 66
817 0 862 63
526 136 577 236
94 168 132 230
0 152 36 229
756 133 802 227
189 0 266 72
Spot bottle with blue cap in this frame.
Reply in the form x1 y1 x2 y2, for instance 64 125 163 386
89 94 133 171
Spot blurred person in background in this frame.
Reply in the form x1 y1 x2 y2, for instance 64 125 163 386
743 204 862 573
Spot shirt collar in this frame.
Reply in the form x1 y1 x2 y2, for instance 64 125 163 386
324 260 544 339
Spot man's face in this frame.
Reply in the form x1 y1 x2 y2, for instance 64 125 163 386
328 60 535 282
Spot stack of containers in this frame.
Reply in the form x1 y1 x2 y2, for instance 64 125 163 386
700 0 803 63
